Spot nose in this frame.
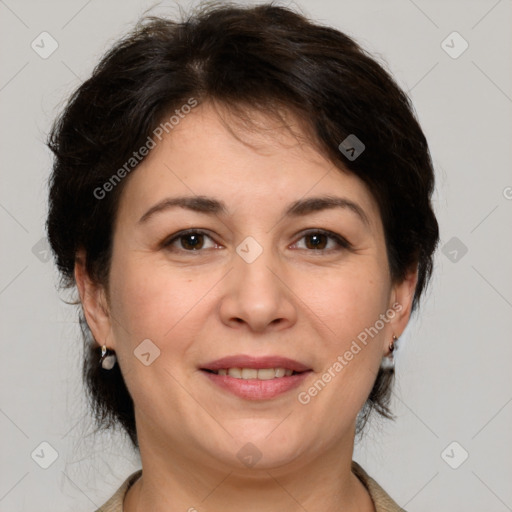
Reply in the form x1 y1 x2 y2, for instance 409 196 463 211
218 243 298 333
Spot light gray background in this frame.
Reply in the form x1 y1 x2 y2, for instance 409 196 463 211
1 0 511 510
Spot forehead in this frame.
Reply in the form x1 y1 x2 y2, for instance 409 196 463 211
117 102 382 228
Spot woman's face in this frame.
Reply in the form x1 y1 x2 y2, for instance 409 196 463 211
81 102 415 471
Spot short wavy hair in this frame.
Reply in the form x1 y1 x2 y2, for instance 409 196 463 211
46 2 439 449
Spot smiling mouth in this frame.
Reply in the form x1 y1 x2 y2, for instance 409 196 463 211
201 368 304 380
200 356 312 399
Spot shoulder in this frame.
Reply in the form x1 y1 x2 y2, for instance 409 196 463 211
351 461 407 512
94 469 142 512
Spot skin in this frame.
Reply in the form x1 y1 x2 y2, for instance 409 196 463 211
76 102 417 512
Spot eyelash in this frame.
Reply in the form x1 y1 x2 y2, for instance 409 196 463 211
162 228 352 253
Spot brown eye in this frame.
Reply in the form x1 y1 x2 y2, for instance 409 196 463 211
180 233 205 250
163 230 218 252
304 233 328 250
291 229 352 252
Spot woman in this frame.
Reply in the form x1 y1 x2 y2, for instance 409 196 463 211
46 3 439 511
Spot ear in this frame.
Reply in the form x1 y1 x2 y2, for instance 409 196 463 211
387 264 419 341
74 250 114 350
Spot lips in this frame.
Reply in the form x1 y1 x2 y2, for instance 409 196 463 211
200 354 312 400
200 355 311 373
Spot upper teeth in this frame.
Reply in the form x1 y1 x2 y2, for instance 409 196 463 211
216 368 294 379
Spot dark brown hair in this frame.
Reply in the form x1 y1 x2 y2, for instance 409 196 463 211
46 2 439 449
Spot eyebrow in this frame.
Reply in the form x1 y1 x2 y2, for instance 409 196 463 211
138 194 370 227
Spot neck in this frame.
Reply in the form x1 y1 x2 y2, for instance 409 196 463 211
124 420 375 512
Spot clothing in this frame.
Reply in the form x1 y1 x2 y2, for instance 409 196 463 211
95 461 405 512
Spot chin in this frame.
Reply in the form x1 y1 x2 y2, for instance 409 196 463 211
211 422 310 471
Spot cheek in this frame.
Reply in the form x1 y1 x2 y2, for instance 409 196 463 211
297 270 390 414
106 257 214 401
109 268 162 341
300 259 391 399
107 253 214 346
304 263 390 337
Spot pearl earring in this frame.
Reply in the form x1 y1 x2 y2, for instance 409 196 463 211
99 344 117 370
380 335 398 370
